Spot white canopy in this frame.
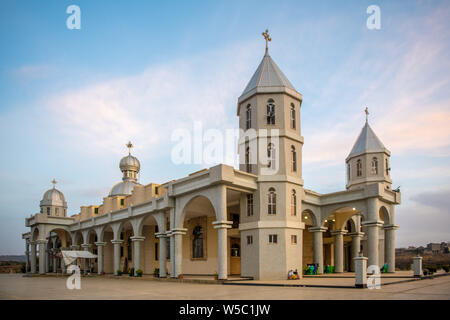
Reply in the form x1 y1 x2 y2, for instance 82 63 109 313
61 250 97 266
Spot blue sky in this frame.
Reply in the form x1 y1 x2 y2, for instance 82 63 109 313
1 0 449 254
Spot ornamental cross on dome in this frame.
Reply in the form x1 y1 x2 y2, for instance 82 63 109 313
365 107 369 122
126 141 134 155
51 179 57 189
262 29 271 52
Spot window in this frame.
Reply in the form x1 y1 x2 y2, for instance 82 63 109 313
245 146 251 173
371 157 378 175
120 199 124 206
347 163 351 181
268 188 276 214
291 146 297 172
232 214 239 228
290 104 296 129
246 104 252 129
247 235 253 245
291 190 297 216
247 194 254 216
231 244 240 257
267 143 276 170
356 159 362 177
291 235 297 244
47 207 50 215
94 207 99 214
192 226 204 259
155 225 159 233
385 159 389 175
155 242 158 261
266 99 275 124
155 186 159 195
269 234 278 244
40 207 43 214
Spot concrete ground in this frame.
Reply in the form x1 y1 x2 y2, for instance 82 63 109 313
0 274 449 300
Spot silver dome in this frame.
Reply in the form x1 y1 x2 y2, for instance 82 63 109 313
109 180 140 196
40 188 67 208
120 155 140 172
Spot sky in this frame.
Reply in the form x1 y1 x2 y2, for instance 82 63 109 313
0 0 449 254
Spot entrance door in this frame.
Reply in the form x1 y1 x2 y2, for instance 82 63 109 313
230 239 241 275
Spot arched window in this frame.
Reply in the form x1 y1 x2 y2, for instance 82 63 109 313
245 146 251 173
356 159 362 177
347 163 351 181
267 143 276 170
290 104 296 129
385 158 389 175
247 194 254 216
291 146 297 172
267 99 275 124
268 188 276 215
192 226 204 258
371 157 378 175
246 104 251 129
47 207 50 215
291 190 297 216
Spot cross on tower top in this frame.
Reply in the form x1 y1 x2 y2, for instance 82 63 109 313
262 29 272 54
365 107 369 123
126 141 134 155
51 179 57 189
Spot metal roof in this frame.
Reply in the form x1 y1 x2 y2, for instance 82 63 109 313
348 121 388 159
241 52 296 96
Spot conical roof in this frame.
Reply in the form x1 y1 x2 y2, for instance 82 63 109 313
241 52 296 97
347 121 389 159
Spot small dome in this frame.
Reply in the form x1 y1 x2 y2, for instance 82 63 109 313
40 188 67 208
109 180 140 196
120 154 140 172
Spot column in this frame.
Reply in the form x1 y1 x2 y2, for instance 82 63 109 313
45 243 50 273
363 221 383 268
213 222 233 280
331 230 347 273
413 256 422 277
309 227 327 274
52 249 57 273
111 240 123 275
131 236 145 273
384 224 399 273
81 244 92 274
25 241 30 273
168 231 175 277
95 242 106 275
348 232 364 272
172 229 187 277
37 240 47 274
354 254 368 288
155 232 167 277
30 241 37 274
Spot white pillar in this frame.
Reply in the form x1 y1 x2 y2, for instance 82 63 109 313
25 241 30 273
363 221 383 268
354 254 368 288
413 256 422 277
331 230 347 273
30 241 37 274
111 240 123 275
384 224 398 273
131 236 145 273
156 233 168 277
45 243 50 273
38 240 47 274
172 229 186 277
95 242 106 275
349 232 364 272
81 244 91 273
310 227 327 274
213 222 232 280
169 232 175 277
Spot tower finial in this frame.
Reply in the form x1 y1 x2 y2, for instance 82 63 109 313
126 141 134 155
365 107 369 123
51 179 57 189
262 29 271 54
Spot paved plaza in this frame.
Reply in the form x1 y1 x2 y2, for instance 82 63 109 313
0 274 449 300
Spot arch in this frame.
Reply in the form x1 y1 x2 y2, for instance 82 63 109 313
301 209 318 227
356 159 362 177
321 206 365 230
45 225 71 239
176 193 217 229
31 226 40 241
379 205 391 225
135 213 160 236
268 187 276 215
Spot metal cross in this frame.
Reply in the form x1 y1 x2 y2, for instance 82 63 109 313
51 179 57 189
365 107 369 122
126 141 134 155
262 29 271 52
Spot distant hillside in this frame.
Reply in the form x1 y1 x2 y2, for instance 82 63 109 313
0 255 26 263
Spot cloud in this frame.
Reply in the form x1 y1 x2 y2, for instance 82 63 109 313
410 189 450 211
12 64 58 81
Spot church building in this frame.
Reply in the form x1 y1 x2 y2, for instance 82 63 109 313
22 32 401 280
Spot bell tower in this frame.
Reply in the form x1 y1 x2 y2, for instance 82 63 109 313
238 30 305 280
